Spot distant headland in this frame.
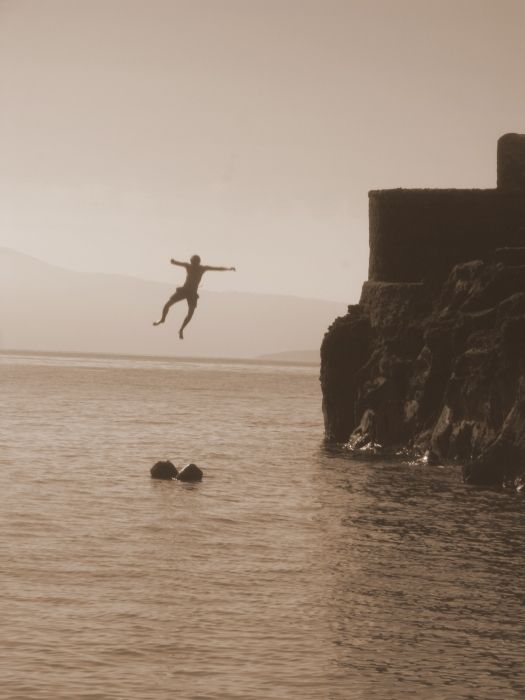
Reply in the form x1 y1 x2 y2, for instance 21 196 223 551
321 134 525 489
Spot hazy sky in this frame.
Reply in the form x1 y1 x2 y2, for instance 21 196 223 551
1 0 524 302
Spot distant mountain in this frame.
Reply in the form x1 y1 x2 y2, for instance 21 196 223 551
0 247 345 359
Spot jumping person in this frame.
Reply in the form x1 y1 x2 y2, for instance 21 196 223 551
153 255 236 338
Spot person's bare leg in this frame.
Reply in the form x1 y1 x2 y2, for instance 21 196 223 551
153 294 182 326
178 303 196 339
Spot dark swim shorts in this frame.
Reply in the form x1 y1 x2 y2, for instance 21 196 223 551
171 286 199 307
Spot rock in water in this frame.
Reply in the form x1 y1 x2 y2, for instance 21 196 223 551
150 460 178 480
177 463 203 482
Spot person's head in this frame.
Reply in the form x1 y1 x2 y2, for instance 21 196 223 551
190 254 201 266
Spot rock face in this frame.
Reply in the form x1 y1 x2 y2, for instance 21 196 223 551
176 463 203 482
150 460 178 480
321 256 525 485
321 134 525 488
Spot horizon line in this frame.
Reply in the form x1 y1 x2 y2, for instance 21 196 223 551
0 347 320 368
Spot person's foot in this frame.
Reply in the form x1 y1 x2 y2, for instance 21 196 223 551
153 319 164 326
179 329 184 339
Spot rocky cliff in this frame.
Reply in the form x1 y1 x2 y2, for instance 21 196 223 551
321 249 525 487
321 136 525 489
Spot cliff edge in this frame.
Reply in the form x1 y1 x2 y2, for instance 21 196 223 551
321 135 525 489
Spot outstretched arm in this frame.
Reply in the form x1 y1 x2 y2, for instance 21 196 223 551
203 265 236 272
170 258 189 268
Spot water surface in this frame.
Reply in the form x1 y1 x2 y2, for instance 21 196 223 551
2 352 524 699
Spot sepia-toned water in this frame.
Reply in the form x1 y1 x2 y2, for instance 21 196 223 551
2 351 525 700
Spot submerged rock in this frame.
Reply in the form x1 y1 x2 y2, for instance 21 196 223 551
177 463 203 482
150 460 178 480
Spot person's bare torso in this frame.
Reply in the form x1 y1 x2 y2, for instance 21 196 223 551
182 264 205 294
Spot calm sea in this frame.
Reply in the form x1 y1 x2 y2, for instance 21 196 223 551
2 351 525 700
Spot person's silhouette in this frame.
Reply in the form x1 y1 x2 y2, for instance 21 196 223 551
153 255 236 338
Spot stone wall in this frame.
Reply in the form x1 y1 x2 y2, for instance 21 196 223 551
368 134 525 284
498 133 525 190
368 189 525 283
